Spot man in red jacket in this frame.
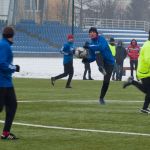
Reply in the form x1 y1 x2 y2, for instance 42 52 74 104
127 39 140 78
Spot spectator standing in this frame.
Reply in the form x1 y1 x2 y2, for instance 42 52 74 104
82 41 93 80
115 40 127 81
127 39 140 78
109 37 116 80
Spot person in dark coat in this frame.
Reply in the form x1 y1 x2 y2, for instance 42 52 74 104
82 41 93 80
115 40 127 81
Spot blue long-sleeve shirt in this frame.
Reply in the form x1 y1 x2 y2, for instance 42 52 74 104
0 38 16 87
88 35 115 65
60 41 74 64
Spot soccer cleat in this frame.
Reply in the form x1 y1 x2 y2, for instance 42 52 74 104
140 108 150 114
99 98 105 105
1 133 18 140
123 76 134 89
51 77 55 86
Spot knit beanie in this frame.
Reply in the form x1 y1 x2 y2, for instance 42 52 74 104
109 37 115 43
67 34 74 40
89 27 98 35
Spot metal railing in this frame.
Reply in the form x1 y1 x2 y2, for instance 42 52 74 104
83 18 150 32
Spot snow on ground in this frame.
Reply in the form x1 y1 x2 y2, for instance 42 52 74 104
13 57 134 81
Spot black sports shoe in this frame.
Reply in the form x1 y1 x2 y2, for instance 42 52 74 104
140 108 150 114
123 76 134 88
1 133 19 140
51 77 55 86
83 77 87 80
89 78 94 80
99 98 105 105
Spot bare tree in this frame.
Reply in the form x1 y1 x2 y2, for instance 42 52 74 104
82 0 117 19
75 0 92 27
126 0 150 21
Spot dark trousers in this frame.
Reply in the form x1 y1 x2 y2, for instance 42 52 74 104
130 60 138 77
116 62 124 81
0 87 17 132
54 61 74 87
132 77 150 109
83 62 92 79
100 64 114 99
112 63 117 80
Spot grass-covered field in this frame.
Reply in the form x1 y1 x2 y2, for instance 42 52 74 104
0 78 150 150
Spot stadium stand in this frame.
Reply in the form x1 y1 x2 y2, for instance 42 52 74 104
15 20 148 50
15 20 84 48
96 28 148 47
12 31 59 55
0 19 148 56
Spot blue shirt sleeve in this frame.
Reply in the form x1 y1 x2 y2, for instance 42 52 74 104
0 44 16 73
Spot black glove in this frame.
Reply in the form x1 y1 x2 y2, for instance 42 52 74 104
15 65 20 72
99 66 106 75
83 41 89 49
82 58 89 63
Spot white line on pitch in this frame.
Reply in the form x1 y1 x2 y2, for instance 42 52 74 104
0 120 149 137
18 99 143 103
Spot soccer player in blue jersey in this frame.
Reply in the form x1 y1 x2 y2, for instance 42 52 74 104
51 34 74 88
0 27 20 140
84 27 115 104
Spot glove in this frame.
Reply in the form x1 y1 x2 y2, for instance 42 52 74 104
99 66 106 75
15 65 20 72
82 58 89 63
83 41 89 49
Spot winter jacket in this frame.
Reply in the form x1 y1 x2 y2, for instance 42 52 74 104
127 39 140 60
115 41 127 64
88 35 115 65
0 38 16 87
60 41 74 64
137 40 150 79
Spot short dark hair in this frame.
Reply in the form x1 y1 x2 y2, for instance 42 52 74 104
89 27 98 35
2 26 14 38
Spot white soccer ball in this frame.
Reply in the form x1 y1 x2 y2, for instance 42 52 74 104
74 47 87 58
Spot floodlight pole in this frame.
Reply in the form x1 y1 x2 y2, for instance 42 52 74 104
72 0 74 35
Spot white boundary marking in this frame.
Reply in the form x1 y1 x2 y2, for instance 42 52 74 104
0 120 149 137
18 99 143 103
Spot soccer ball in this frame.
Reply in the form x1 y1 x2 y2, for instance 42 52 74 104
74 47 87 58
